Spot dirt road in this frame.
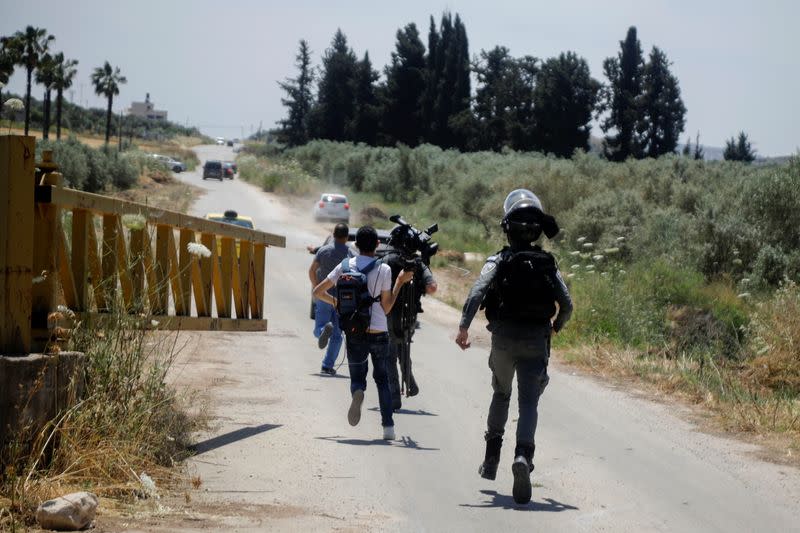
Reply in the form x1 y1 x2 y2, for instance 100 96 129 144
143 145 800 532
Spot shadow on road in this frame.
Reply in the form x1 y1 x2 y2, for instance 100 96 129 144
191 423 282 455
368 407 439 417
460 490 579 512
307 372 350 380
316 435 439 451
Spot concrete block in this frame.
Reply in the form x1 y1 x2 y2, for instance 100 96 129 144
0 352 85 446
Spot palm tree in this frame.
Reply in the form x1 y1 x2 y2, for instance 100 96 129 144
53 55 78 140
35 52 58 139
0 43 17 106
1 26 55 135
91 61 126 145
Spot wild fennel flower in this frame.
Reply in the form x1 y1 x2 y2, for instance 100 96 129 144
187 242 211 258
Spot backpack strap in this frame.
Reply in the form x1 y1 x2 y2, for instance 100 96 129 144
359 259 378 275
341 258 352 273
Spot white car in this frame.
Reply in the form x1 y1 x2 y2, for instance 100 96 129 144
313 193 350 223
215 136 225 145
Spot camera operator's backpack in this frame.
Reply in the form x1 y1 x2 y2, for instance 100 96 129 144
484 247 557 324
336 258 380 336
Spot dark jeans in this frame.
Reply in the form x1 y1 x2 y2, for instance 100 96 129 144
486 325 550 447
346 332 394 428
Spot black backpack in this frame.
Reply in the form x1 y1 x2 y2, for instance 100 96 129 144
336 258 380 336
484 248 557 324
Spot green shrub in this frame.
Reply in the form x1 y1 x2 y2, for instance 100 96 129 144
36 138 139 192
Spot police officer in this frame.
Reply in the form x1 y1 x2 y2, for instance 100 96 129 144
455 189 572 505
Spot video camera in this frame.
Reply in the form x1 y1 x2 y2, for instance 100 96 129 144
387 215 439 269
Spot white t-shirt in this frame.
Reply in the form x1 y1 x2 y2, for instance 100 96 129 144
327 255 392 332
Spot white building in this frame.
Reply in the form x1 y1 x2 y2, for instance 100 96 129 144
127 93 167 120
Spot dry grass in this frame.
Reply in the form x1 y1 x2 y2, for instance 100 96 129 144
0 296 200 530
560 341 800 463
111 170 202 214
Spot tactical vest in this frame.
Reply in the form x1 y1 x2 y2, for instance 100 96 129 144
483 247 557 324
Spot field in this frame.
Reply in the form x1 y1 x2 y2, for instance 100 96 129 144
237 140 800 456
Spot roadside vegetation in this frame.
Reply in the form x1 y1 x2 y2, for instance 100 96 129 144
33 137 199 193
0 309 197 530
238 140 800 453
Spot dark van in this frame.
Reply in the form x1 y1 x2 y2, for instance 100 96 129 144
202 160 223 181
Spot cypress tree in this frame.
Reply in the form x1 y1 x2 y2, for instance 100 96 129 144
429 13 454 147
693 131 704 160
640 46 686 157
349 51 380 145
421 16 439 140
449 14 472 149
601 26 645 161
277 39 314 146
532 52 601 157
723 131 756 162
380 23 427 146
312 29 358 141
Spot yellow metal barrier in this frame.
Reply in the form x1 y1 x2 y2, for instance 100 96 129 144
0 135 285 354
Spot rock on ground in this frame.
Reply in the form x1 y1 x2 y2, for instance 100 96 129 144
36 491 98 531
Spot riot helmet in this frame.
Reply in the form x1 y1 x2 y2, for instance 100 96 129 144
503 189 543 215
501 188 559 242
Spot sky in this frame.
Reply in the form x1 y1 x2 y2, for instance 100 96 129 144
2 0 798 156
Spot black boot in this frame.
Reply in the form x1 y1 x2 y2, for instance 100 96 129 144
478 436 503 480
512 443 535 504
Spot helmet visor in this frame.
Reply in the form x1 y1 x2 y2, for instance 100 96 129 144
503 189 542 215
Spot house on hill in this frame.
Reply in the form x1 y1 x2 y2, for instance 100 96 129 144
127 93 167 120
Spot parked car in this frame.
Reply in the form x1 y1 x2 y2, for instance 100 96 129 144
313 193 350 223
202 160 224 180
222 162 235 179
150 153 186 173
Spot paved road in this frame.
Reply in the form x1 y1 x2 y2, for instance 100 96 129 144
161 145 800 532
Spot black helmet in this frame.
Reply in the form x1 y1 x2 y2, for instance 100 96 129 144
501 189 559 240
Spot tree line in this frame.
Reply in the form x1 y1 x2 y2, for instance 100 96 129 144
2 25 138 146
279 18 690 159
279 16 760 162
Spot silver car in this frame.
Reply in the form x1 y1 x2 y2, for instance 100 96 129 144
313 193 350 222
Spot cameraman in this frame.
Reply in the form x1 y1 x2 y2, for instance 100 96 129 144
380 229 438 410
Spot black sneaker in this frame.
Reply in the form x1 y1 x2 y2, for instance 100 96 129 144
320 366 336 376
318 322 333 349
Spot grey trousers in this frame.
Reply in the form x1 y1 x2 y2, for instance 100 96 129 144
486 326 550 447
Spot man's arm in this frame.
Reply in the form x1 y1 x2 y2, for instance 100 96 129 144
420 264 437 295
455 257 499 350
308 259 320 290
313 278 336 306
548 269 573 333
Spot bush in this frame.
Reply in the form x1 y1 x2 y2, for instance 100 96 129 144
36 138 140 192
236 154 315 195
747 282 800 395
